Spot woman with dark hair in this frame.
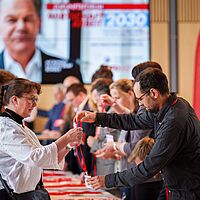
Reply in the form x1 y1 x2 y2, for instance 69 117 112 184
0 78 83 200
0 69 16 113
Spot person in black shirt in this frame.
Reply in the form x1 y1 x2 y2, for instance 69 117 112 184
75 65 200 200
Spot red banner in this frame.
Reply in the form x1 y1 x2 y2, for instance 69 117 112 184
46 3 149 11
193 31 200 119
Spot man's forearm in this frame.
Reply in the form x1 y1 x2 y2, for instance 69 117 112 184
105 165 151 188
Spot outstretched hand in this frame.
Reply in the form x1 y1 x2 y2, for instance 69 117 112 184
87 175 106 190
65 127 83 145
100 94 115 106
74 111 96 123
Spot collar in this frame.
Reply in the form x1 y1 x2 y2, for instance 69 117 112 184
154 93 177 121
3 48 42 78
3 108 24 125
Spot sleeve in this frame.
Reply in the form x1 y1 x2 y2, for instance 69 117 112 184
123 129 151 156
0 122 63 169
105 120 185 188
107 127 120 142
96 110 154 131
91 128 106 152
90 139 100 153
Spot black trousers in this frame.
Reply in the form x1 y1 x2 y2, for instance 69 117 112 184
134 181 163 200
0 189 12 200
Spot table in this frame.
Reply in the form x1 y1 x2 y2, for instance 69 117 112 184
43 170 120 200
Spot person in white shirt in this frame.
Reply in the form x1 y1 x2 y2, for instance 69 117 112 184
0 78 83 199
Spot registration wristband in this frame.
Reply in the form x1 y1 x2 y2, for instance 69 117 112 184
84 172 93 189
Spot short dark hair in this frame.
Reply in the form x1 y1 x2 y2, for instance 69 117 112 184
132 61 162 79
66 83 87 96
91 78 112 95
5 78 41 105
135 68 169 95
91 65 113 82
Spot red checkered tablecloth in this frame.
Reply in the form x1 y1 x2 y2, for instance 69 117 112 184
43 170 120 200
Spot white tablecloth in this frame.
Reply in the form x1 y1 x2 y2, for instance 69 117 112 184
43 170 120 200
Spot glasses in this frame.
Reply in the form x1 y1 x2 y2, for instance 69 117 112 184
136 90 150 102
21 96 38 103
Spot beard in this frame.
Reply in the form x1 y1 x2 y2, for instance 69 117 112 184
148 106 159 113
146 99 159 113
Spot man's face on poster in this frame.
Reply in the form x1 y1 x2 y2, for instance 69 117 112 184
0 0 40 54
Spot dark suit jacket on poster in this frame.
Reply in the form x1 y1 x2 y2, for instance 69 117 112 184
0 50 82 84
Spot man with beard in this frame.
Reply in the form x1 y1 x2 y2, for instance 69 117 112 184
74 65 200 200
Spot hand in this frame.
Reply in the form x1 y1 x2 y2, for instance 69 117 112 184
95 143 115 156
100 94 115 106
96 150 116 159
95 142 115 156
87 175 106 190
104 142 126 157
95 148 116 159
65 127 83 145
104 142 115 152
74 111 96 123
87 136 96 148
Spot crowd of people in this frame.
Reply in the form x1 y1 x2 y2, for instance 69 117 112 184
1 60 200 200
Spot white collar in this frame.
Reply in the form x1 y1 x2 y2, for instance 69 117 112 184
4 48 42 72
4 48 42 82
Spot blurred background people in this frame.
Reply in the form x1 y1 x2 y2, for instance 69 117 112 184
91 65 113 83
39 83 66 144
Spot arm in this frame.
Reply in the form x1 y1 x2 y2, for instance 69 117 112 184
88 120 185 189
74 109 153 131
0 121 83 168
100 94 131 114
96 111 154 131
105 120 184 188
55 128 83 162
